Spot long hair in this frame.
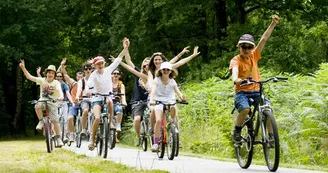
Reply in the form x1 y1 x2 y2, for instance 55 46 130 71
148 52 168 78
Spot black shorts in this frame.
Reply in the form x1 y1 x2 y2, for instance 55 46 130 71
131 100 147 119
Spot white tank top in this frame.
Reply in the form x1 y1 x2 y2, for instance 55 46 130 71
154 77 177 104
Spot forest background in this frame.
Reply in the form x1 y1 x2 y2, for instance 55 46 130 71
1 0 328 166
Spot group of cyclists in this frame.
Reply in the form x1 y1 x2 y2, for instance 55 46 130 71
19 14 280 155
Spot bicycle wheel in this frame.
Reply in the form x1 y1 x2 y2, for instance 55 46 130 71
262 110 280 172
44 119 52 153
76 117 82 148
166 125 176 160
157 129 165 159
109 128 116 149
175 127 179 157
60 117 65 144
141 121 148 152
101 116 109 158
97 124 103 156
235 121 253 169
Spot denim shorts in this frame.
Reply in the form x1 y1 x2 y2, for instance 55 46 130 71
68 105 81 116
114 103 123 115
234 91 261 113
92 100 104 108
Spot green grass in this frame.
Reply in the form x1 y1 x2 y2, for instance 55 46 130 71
0 137 167 173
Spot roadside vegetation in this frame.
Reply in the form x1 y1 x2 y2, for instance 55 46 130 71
0 137 167 173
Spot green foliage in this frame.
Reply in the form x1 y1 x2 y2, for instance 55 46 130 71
179 65 328 166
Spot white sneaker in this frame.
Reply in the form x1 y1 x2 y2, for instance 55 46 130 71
57 137 64 147
151 144 159 152
116 124 121 132
36 121 44 130
69 133 75 142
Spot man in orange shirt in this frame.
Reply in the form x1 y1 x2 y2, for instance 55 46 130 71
229 15 280 143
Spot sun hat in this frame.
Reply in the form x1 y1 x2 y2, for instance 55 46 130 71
93 56 105 65
237 34 255 46
45 65 56 72
159 62 172 70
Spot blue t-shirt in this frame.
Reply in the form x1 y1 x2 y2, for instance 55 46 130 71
61 81 70 101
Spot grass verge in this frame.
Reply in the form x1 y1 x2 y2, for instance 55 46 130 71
0 137 167 173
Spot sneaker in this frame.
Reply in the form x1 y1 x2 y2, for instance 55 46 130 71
135 136 141 146
178 141 182 148
232 129 241 143
80 129 87 138
36 121 44 130
116 124 121 132
69 133 75 142
116 137 120 143
151 144 159 152
57 137 64 147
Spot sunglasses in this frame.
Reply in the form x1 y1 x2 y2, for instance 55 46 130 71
113 72 120 75
240 45 254 50
56 76 63 78
162 68 171 71
143 65 148 68
84 68 92 71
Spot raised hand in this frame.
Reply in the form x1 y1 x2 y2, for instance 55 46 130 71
182 46 190 54
19 59 25 68
123 37 130 48
36 67 41 74
109 55 115 62
193 46 200 56
272 15 280 24
61 57 67 65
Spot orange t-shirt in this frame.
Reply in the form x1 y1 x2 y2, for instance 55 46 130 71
229 47 261 93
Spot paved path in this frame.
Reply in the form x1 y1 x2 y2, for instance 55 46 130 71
63 143 327 173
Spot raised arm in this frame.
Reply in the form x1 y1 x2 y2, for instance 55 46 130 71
106 38 129 72
169 46 190 64
120 83 127 107
172 46 200 69
60 58 75 86
257 15 280 53
119 61 148 81
36 67 42 77
19 60 37 83
124 39 135 68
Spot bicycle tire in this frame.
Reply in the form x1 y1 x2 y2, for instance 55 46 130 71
141 121 147 152
109 128 116 149
76 117 82 148
88 114 95 141
101 116 109 158
44 119 52 153
166 125 176 160
235 121 253 169
262 110 280 172
175 127 179 157
60 117 65 144
157 129 165 159
97 122 103 156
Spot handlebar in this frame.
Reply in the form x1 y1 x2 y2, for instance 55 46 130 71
28 98 58 104
150 100 188 106
240 76 288 87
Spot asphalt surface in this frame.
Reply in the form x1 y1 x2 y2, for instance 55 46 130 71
63 142 327 173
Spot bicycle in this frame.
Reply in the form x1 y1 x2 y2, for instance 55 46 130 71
92 93 115 158
232 76 287 172
29 98 60 153
108 92 125 150
153 100 188 160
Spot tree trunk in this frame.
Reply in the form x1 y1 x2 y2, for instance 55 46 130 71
215 0 228 38
235 0 246 24
13 63 23 132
